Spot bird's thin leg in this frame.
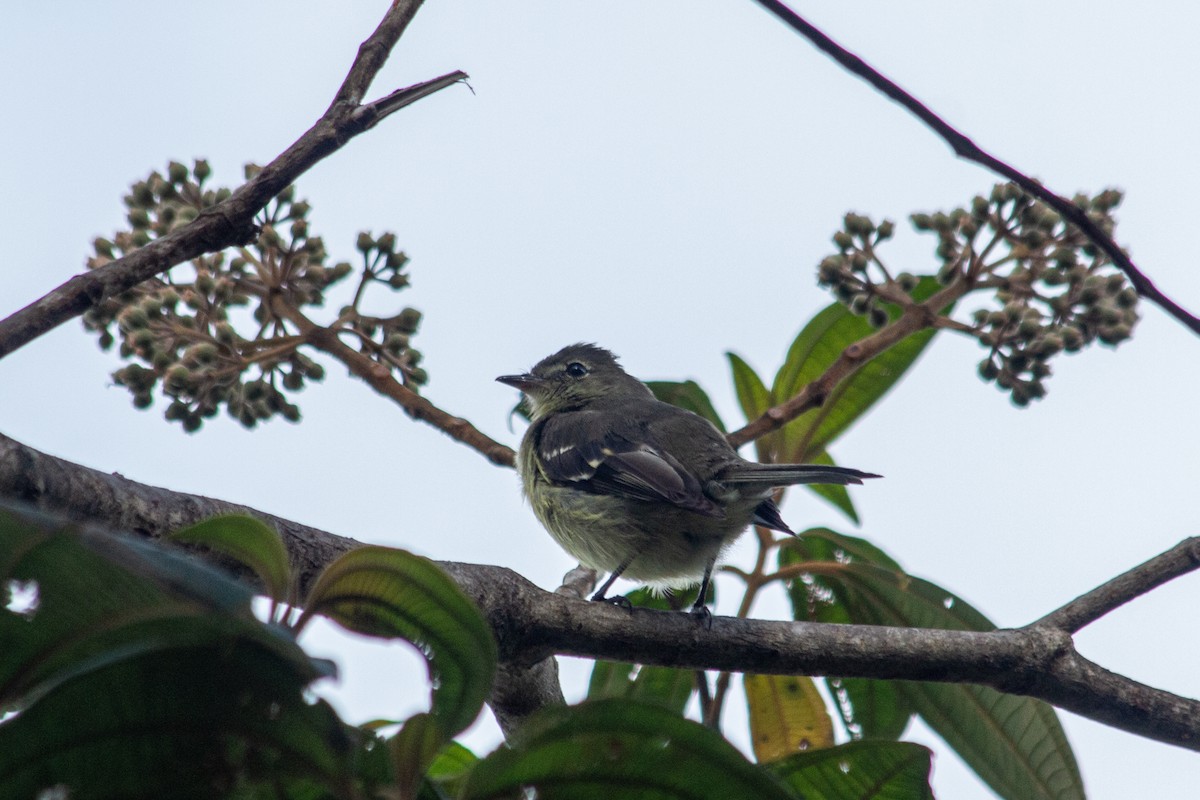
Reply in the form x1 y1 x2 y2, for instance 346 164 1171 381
591 556 635 609
690 557 717 626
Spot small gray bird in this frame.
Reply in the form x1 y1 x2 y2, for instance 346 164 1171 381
498 344 879 614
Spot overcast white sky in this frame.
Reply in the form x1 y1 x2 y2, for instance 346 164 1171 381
3 2 1199 797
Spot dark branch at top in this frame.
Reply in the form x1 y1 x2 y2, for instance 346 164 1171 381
751 0 1200 336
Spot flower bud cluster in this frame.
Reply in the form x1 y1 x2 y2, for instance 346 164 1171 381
816 183 1137 406
84 160 427 431
816 212 899 330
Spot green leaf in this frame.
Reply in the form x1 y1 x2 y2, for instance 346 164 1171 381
768 740 933 800
460 699 795 800
424 740 478 796
391 712 445 800
828 676 913 741
771 280 944 464
647 379 726 433
297 545 497 736
780 529 1084 800
588 661 695 715
170 514 292 602
897 681 1082 800
0 502 350 798
726 352 773 445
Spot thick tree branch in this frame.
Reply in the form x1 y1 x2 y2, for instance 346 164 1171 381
751 0 1200 336
0 0 463 361
3 431 1199 750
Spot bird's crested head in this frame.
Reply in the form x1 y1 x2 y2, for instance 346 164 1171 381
497 343 651 419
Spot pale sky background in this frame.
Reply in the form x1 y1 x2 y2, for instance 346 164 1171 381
3 2 1199 797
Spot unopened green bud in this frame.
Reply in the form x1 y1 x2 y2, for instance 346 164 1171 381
1061 326 1085 351
167 161 189 183
868 307 889 329
357 232 375 253
832 231 853 251
978 359 999 380
910 212 933 231
1116 287 1138 308
118 307 149 331
876 219 895 241
897 272 918 292
396 307 422 334
128 208 151 229
843 213 873 236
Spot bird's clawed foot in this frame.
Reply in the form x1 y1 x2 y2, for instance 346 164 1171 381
690 603 713 629
590 591 634 611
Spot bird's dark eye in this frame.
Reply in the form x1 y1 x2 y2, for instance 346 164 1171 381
565 362 589 378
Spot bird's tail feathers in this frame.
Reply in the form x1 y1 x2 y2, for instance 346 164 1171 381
721 463 881 487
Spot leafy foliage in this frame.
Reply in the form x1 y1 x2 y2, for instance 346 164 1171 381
0 504 497 798
0 502 347 798
782 528 1085 800
461 699 798 800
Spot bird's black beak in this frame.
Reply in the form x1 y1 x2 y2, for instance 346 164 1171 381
496 373 544 393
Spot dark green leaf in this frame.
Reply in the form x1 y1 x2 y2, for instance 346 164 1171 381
170 514 292 602
769 740 933 800
827 677 913 741
391 712 444 799
298 546 497 736
647 379 726 433
0 502 350 798
898 681 1082 800
460 699 795 800
726 352 773 458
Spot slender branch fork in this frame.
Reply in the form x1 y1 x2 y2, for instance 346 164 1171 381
750 0 1200 336
0 0 459 361
2 431 1199 750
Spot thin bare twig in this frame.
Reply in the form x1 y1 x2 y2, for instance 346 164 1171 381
0 0 464 360
1031 538 1200 634
271 299 515 467
728 277 963 448
750 0 1200 336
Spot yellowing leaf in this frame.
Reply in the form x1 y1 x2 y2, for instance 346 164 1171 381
745 673 835 763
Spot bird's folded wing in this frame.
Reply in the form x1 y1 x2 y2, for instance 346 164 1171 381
535 412 722 517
